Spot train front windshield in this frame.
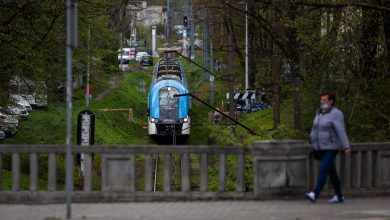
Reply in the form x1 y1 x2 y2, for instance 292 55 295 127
159 87 179 109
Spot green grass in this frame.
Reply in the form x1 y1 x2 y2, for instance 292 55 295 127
1 168 50 190
4 66 153 145
1 56 298 192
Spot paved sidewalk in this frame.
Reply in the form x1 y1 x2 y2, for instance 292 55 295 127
0 197 389 220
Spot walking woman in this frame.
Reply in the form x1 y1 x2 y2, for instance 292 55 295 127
306 91 351 203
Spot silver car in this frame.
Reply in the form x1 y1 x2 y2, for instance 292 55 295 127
7 104 29 119
9 94 32 112
0 110 18 135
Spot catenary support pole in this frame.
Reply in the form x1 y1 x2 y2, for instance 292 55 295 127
210 27 214 106
86 26 90 108
66 0 77 218
245 2 249 108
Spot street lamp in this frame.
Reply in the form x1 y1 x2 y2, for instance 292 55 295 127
239 1 249 108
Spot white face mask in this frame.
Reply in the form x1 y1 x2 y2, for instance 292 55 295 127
320 103 329 110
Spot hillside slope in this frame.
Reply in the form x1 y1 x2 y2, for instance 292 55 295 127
3 60 288 146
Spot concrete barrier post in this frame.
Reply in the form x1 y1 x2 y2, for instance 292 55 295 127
252 140 311 197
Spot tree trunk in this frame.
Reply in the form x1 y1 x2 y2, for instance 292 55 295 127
248 0 257 88
361 6 380 80
272 44 280 128
0 68 10 107
286 4 303 134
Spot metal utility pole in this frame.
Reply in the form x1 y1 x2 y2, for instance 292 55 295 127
244 2 249 108
130 19 137 47
119 32 123 70
182 17 189 57
166 0 170 39
210 27 214 106
202 8 208 81
66 0 78 218
190 11 195 76
239 1 249 108
86 26 91 108
134 26 137 46
180 0 194 74
152 26 157 57
271 0 280 128
228 34 235 135
272 43 280 128
181 0 191 58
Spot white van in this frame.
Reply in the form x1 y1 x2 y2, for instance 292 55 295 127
118 48 136 64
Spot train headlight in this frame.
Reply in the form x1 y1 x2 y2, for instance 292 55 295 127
183 117 189 123
150 117 155 123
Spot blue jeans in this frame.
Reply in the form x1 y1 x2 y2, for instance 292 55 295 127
314 150 343 200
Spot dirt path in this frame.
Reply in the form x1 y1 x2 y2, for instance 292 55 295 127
95 75 119 101
95 64 150 101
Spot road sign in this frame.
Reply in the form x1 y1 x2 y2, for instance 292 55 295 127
77 110 95 146
140 79 146 93
77 110 95 173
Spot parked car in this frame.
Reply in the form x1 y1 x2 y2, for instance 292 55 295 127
235 100 249 112
0 110 18 135
9 94 32 112
140 55 153 66
0 130 5 140
118 48 131 64
250 101 270 112
235 100 270 113
5 104 29 119
20 93 36 107
135 52 149 62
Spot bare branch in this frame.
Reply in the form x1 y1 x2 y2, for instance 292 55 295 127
291 1 390 13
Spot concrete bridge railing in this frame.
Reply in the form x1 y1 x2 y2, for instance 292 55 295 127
0 141 389 203
0 145 251 203
252 140 390 197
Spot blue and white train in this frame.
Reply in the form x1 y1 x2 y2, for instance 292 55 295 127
147 58 190 137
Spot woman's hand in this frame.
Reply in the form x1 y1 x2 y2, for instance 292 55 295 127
344 148 351 156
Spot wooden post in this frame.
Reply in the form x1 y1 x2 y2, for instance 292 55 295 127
128 108 133 121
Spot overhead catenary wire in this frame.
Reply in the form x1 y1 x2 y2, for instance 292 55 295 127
163 50 218 78
174 93 258 135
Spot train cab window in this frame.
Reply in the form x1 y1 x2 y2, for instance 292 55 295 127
156 63 182 82
157 73 181 82
159 87 179 108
